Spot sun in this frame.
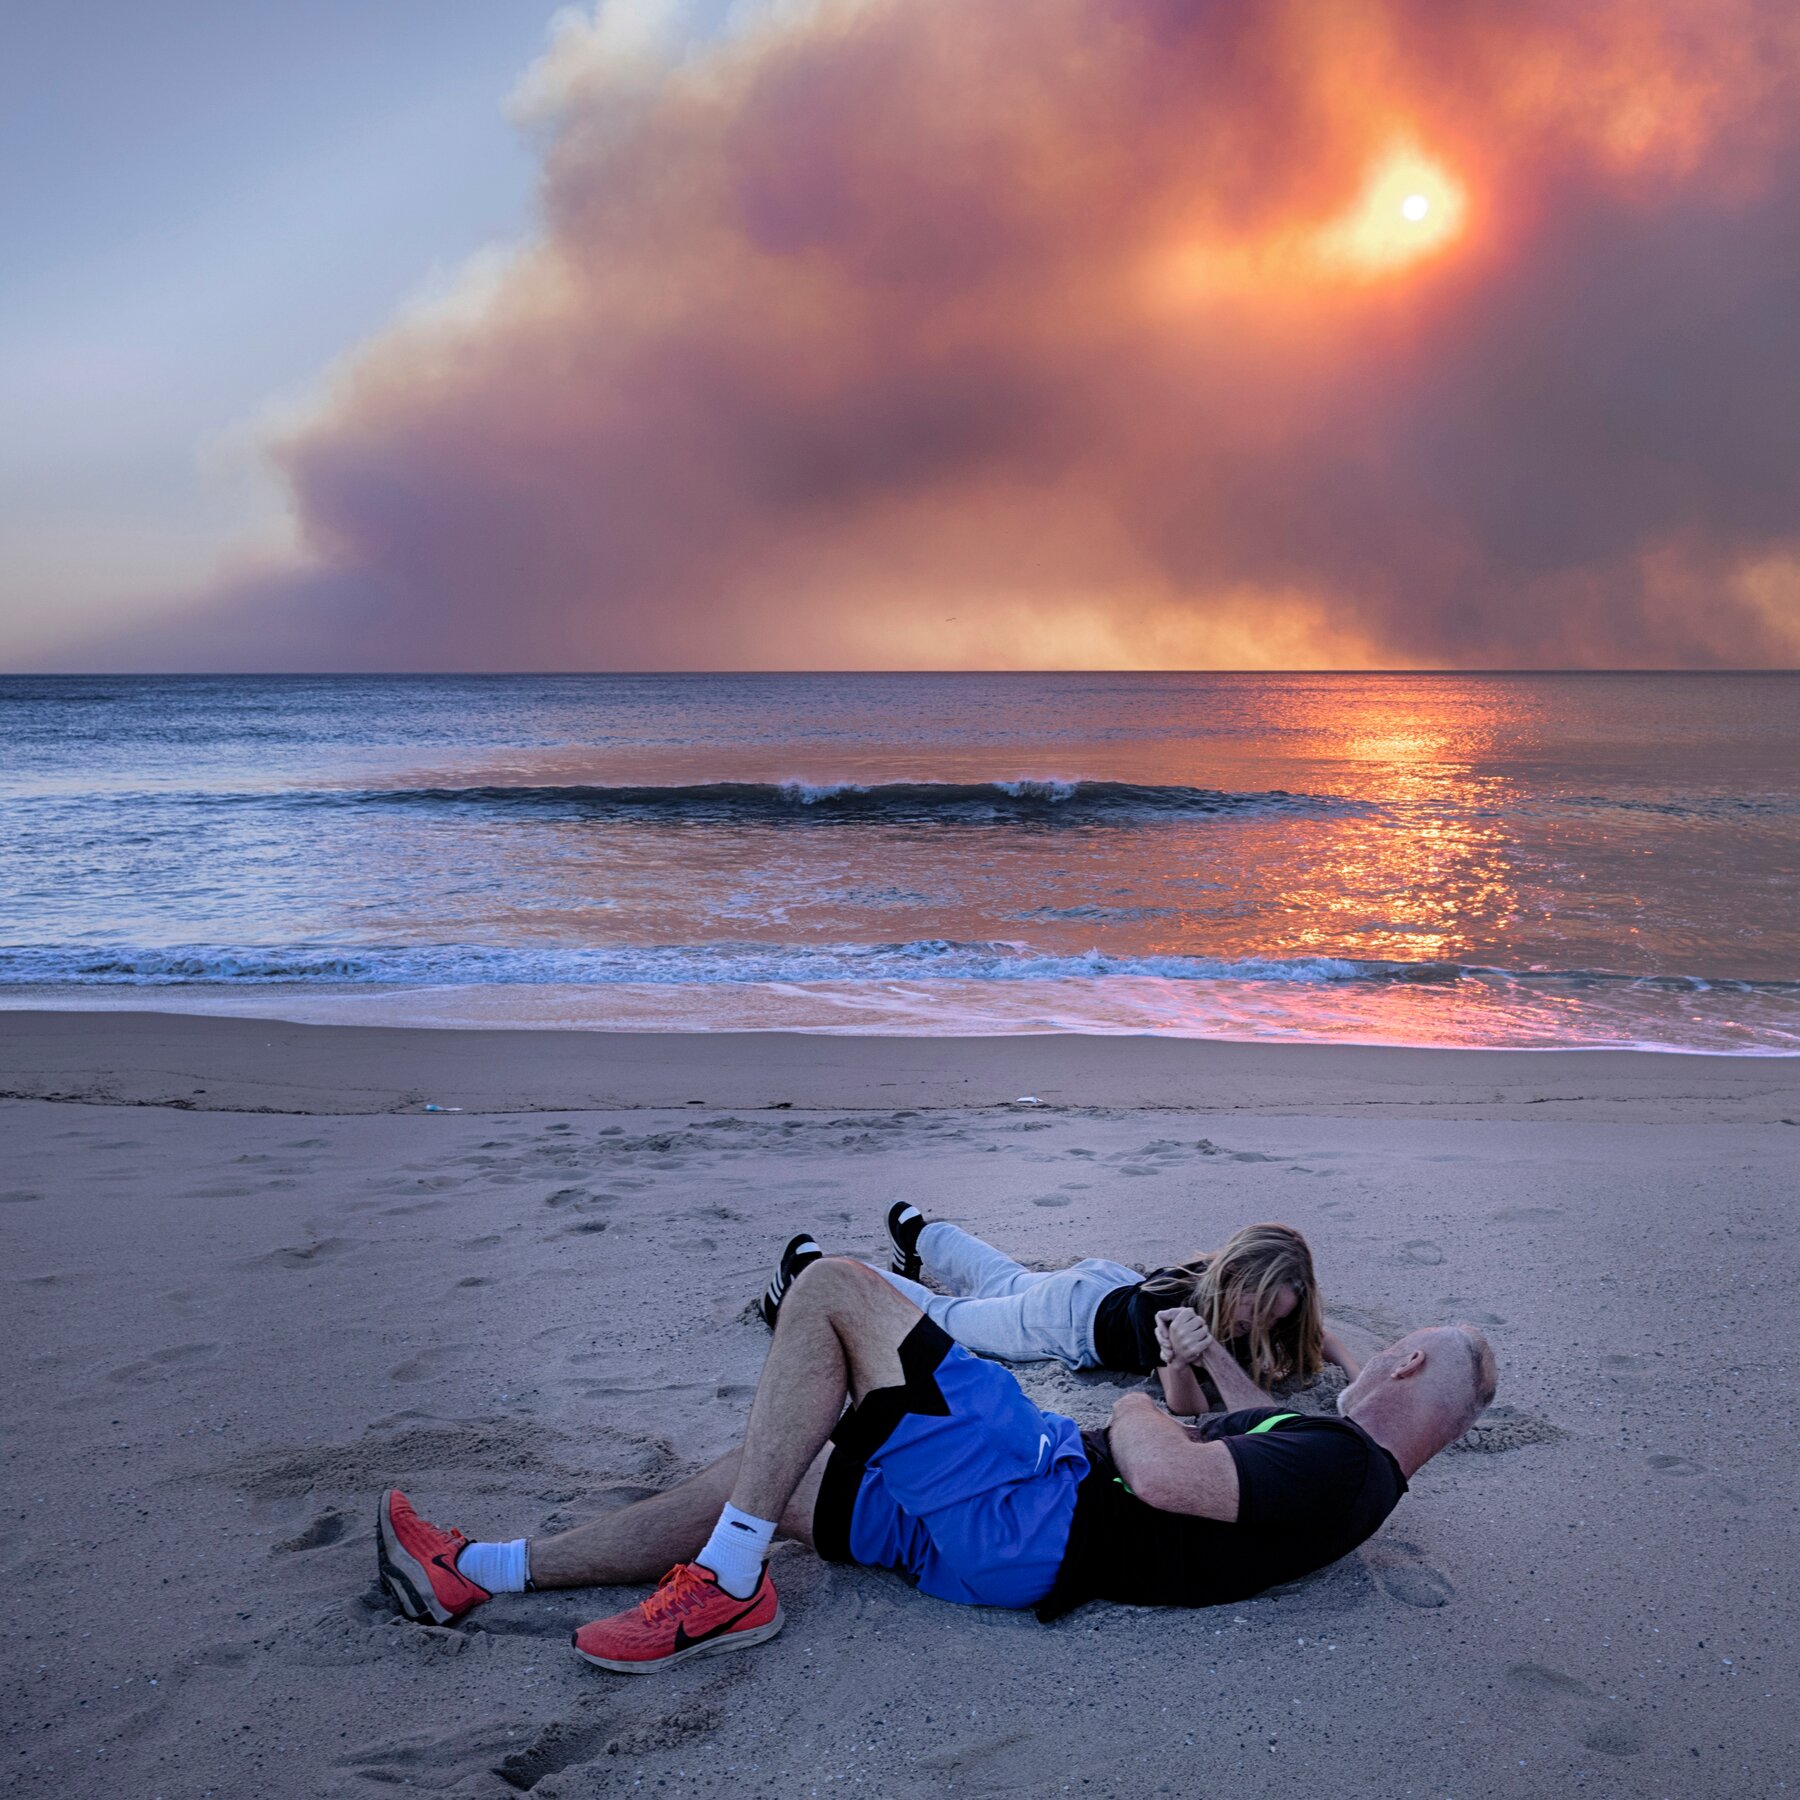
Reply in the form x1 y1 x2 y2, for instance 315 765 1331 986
1142 140 1470 311
1312 146 1468 277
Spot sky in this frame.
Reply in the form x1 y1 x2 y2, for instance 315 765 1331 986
4 0 1797 672
0 0 580 656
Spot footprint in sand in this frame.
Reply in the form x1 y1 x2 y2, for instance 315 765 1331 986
338 1694 719 1786
259 1237 354 1269
274 1510 348 1553
1508 1662 1590 1702
499 1710 717 1789
1504 1662 1646 1757
1438 1297 1507 1326
109 1342 220 1382
388 1345 470 1383
1031 1193 1072 1207
1361 1538 1454 1607
1398 1239 1444 1266
1646 1453 1702 1476
1193 1139 1279 1163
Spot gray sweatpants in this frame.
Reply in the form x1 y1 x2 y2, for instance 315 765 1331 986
877 1221 1140 1370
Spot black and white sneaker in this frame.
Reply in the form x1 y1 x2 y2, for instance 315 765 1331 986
759 1233 823 1329
885 1203 927 1280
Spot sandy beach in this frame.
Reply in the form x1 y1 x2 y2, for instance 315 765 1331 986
4 1011 1795 1798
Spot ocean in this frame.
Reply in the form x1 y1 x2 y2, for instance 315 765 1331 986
1 672 1795 1051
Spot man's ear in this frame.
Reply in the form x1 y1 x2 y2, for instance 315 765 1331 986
1390 1348 1428 1381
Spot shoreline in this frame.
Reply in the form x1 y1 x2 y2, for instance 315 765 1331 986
4 971 1796 1058
4 1006 1799 1116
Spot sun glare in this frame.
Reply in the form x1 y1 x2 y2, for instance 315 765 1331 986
1143 142 1469 312
1312 147 1467 277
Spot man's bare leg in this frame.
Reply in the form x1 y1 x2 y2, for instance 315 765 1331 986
724 1257 911 1520
527 1451 739 1589
527 1450 831 1588
529 1258 918 1590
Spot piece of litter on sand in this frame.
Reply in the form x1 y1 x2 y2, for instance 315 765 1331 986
1013 1095 1042 1106
423 1104 463 1113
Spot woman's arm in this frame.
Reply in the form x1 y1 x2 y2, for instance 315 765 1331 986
1158 1307 1270 1413
1320 1328 1361 1380
1155 1354 1213 1417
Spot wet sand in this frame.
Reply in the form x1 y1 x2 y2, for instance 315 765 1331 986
3 1012 1795 1797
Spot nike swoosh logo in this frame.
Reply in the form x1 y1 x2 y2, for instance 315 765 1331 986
432 1551 478 1590
1036 1432 1052 1469
672 1598 764 1653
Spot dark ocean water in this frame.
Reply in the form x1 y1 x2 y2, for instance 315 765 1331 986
2 672 1796 1050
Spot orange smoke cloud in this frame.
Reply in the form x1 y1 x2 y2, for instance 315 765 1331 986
112 0 1800 668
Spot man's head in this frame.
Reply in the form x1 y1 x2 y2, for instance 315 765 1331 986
1336 1325 1497 1477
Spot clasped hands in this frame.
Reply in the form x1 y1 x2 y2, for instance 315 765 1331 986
1154 1304 1215 1369
1108 1307 1218 1431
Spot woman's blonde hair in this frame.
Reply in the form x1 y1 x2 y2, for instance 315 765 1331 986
1142 1222 1323 1385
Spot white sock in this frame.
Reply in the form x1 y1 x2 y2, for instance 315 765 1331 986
454 1538 530 1594
696 1504 775 1598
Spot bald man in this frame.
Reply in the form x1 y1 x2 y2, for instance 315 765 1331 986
377 1259 1496 1669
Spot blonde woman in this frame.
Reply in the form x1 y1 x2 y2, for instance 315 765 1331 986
760 1211 1357 1414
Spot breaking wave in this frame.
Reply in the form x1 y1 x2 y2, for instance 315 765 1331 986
4 939 1796 996
275 779 1373 825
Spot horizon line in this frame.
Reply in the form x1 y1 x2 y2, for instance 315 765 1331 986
5 666 1797 680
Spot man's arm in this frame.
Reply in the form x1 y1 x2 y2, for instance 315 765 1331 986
1198 1338 1272 1411
1105 1392 1240 1520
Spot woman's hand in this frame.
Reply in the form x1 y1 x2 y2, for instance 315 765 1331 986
1162 1305 1273 1412
1155 1306 1215 1368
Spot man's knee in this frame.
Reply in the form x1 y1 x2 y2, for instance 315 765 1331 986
785 1255 885 1319
782 1258 914 1393
781 1257 913 1338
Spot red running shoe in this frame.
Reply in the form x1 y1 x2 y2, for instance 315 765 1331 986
377 1489 491 1625
572 1562 782 1673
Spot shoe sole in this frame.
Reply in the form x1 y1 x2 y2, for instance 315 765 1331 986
572 1605 784 1674
376 1494 459 1625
